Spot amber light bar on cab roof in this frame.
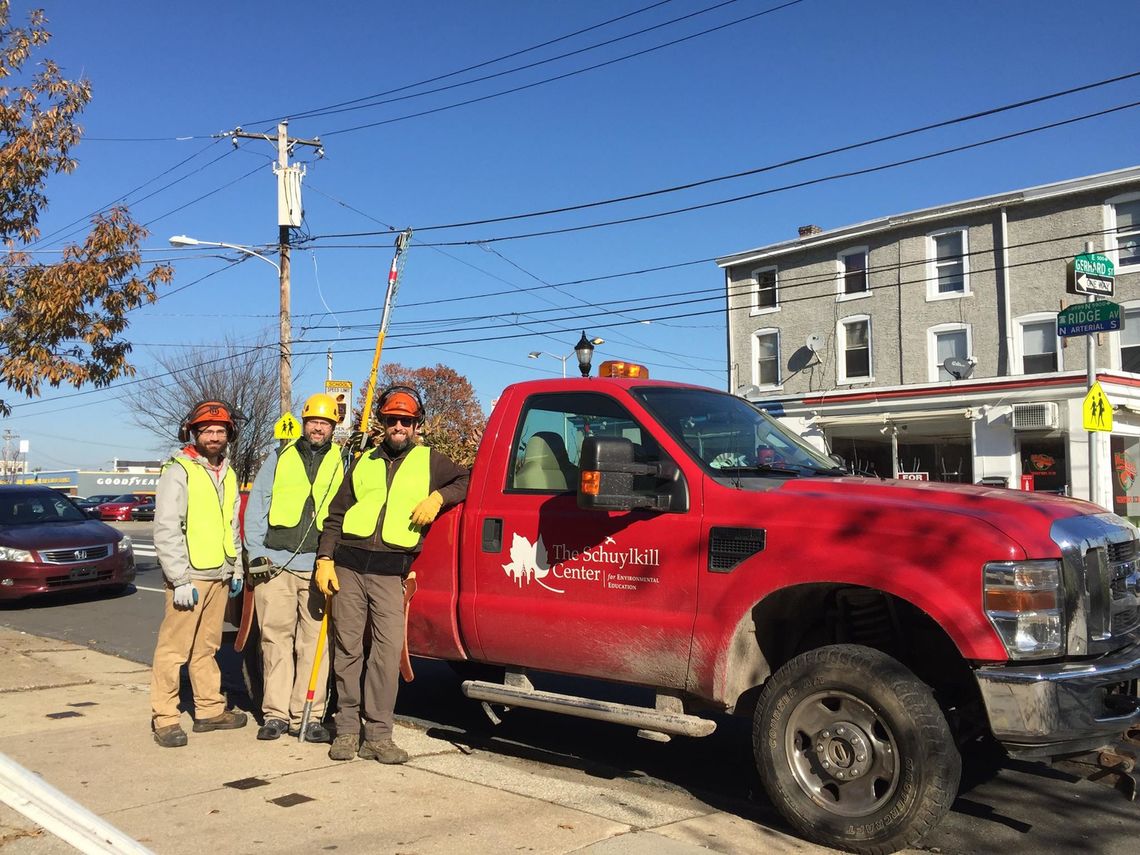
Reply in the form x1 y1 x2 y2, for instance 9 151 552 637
597 360 649 379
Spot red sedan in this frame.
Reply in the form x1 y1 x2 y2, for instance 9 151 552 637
0 486 135 601
98 494 153 522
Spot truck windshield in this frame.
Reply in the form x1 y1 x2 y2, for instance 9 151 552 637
634 387 843 477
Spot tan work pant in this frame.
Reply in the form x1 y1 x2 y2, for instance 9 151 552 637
150 579 229 728
330 567 403 741
254 569 327 726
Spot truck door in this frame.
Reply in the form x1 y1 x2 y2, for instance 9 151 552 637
471 391 699 688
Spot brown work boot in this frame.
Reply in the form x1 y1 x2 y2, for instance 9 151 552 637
328 733 359 761
358 738 409 765
153 724 187 748
192 710 248 732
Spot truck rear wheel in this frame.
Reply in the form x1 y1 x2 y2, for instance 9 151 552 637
753 644 960 854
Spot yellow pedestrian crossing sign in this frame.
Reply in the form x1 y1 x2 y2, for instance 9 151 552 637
273 412 301 440
1082 382 1113 432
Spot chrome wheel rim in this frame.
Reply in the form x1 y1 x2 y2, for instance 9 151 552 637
784 689 900 817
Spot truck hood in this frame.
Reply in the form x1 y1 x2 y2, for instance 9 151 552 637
773 475 1099 557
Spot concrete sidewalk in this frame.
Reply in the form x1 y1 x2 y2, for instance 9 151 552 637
0 627 831 854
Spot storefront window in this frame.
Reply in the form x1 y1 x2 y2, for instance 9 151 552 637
1019 439 1066 494
1111 435 1140 524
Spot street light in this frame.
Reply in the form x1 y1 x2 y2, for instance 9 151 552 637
528 334 604 378
169 235 291 415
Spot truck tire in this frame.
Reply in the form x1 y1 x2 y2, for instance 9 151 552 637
753 644 960 854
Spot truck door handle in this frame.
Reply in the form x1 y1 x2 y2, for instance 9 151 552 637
482 518 503 553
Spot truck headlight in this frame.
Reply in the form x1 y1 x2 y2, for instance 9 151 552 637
0 547 33 562
983 559 1064 659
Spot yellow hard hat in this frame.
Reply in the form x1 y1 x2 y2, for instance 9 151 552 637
302 393 339 424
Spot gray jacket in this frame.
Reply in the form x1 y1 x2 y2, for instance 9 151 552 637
154 449 242 587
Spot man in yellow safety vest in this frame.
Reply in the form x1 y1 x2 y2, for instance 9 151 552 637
315 385 468 764
150 400 247 748
244 393 344 742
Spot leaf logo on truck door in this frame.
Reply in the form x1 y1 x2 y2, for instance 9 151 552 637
502 533 565 594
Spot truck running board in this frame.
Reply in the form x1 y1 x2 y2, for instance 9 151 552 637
462 674 716 739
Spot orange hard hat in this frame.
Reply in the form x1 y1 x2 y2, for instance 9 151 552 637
180 399 238 441
377 386 423 420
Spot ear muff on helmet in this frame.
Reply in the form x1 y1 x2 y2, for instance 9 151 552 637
376 385 424 423
178 399 244 443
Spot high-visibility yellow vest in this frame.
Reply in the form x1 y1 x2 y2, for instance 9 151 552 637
341 445 431 548
267 441 344 531
169 456 237 570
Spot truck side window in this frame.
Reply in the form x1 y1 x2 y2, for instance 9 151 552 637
509 392 660 493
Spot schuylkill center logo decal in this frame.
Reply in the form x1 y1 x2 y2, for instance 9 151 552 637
502 532 661 595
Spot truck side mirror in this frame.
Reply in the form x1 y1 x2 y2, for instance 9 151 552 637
577 435 684 512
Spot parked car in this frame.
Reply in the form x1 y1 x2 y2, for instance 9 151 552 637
0 485 134 601
130 499 156 522
98 494 153 522
73 494 120 518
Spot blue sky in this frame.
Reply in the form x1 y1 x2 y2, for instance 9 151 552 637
5 0 1140 470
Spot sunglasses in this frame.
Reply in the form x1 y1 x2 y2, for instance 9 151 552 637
383 415 416 428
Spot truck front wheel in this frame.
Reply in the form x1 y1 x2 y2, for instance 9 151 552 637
753 644 960 854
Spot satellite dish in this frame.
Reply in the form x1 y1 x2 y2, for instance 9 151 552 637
805 334 823 353
943 356 975 380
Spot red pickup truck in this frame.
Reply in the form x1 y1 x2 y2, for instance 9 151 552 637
407 366 1140 853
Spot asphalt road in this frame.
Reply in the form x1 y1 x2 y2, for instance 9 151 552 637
1 520 1137 853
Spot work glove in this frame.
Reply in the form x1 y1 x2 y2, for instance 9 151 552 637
410 491 444 527
315 557 339 596
173 583 197 610
229 576 243 598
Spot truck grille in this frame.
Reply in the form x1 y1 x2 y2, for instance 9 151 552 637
1108 540 1138 564
39 544 112 564
1052 515 1140 656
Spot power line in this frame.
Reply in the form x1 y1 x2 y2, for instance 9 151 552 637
141 161 266 228
243 0 683 126
290 0 750 124
8 232 1124 419
285 235 1132 352
27 138 230 249
367 72 1140 235
320 0 807 137
309 98 1140 247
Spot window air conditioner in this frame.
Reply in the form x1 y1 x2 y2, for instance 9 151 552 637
1011 402 1059 431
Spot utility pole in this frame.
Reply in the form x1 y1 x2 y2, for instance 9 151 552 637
2 429 17 484
1085 240 1097 505
229 121 323 415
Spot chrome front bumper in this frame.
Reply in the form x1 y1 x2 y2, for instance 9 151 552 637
974 639 1140 758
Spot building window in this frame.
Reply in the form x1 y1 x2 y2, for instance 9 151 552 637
751 265 778 313
1122 306 1140 372
1108 194 1140 270
1019 317 1059 375
927 228 969 299
838 316 872 383
837 247 869 300
929 323 972 381
752 329 780 387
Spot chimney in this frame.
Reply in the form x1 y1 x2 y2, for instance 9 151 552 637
798 224 823 238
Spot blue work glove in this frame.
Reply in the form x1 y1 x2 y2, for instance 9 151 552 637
229 576 243 598
173 583 197 610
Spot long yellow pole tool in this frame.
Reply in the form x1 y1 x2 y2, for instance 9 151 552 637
298 228 413 742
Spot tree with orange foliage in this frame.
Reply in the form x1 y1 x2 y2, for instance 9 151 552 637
0 2 171 414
